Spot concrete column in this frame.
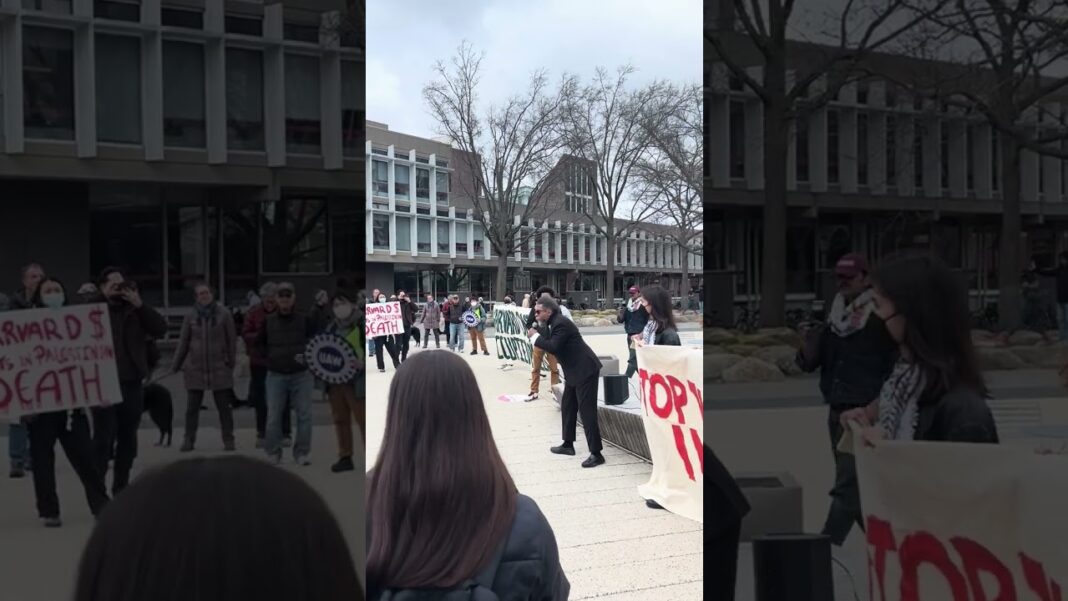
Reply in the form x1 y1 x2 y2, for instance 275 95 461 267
205 39 226 164
869 112 887 195
448 207 457 259
809 109 828 192
897 116 915 196
921 115 940 197
578 226 586 265
514 215 523 262
142 30 163 160
263 3 285 167
320 51 342 170
709 95 729 188
554 221 562 264
73 20 96 158
949 119 967 199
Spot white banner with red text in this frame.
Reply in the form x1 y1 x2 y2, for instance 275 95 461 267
854 434 1066 601
0 304 121 419
634 345 703 523
365 301 403 338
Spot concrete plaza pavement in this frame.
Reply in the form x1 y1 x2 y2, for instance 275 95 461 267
709 369 1068 601
0 373 365 601
366 330 704 601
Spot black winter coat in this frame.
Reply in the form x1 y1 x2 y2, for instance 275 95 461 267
620 303 649 335
916 387 999 443
797 316 897 409
106 300 168 383
532 312 601 383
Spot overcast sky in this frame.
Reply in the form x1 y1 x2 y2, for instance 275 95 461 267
366 0 702 141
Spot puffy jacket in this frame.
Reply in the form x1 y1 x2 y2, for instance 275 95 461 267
796 315 897 409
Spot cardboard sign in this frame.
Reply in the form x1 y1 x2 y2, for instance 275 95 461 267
365 301 402 337
853 434 1067 601
0 304 122 419
305 333 359 385
635 345 704 523
491 305 551 372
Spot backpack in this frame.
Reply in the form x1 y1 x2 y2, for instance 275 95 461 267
373 537 507 601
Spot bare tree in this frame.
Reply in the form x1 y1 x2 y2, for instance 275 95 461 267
563 66 662 306
636 83 704 294
707 0 942 326
423 42 575 301
887 0 1068 331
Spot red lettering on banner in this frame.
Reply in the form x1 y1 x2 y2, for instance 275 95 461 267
899 532 970 601
1023 552 1062 601
0 378 9 412
688 380 703 413
666 375 688 424
689 427 703 474
1 320 16 344
646 372 671 418
42 318 62 342
65 314 83 339
87 309 105 340
868 516 898 601
366 320 401 336
951 537 1015 601
671 425 694 480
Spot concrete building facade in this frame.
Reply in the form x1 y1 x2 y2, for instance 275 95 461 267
0 0 362 313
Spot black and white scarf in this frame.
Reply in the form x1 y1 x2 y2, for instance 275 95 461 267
876 358 926 440
827 289 877 338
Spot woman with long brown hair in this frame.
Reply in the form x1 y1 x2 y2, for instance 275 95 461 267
366 351 569 600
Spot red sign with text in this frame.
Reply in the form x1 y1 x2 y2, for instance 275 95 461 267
0 304 121 419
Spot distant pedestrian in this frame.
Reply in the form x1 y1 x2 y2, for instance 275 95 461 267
74 457 362 601
171 283 238 453
443 294 466 352
619 285 650 378
255 282 318 466
467 298 489 356
367 351 569 600
529 295 605 468
419 293 442 348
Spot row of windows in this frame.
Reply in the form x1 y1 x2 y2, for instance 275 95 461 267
370 159 449 202
19 0 359 47
11 26 360 155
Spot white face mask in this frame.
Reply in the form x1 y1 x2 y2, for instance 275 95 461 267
378 296 387 303
42 292 65 309
333 304 353 320
471 301 477 307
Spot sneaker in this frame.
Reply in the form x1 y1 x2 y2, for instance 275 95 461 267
331 457 355 473
470 351 478 355
282 437 292 448
42 517 62 528
180 440 194 452
581 453 606 468
295 455 312 467
223 440 236 452
550 444 576 456
483 351 490 355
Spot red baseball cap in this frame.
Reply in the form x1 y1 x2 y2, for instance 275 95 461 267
628 286 640 294
835 253 868 277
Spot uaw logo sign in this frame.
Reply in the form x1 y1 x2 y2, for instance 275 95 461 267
462 310 479 327
305 333 358 385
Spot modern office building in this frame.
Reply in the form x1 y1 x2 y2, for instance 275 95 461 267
707 3 1068 308
365 120 703 304
0 0 362 312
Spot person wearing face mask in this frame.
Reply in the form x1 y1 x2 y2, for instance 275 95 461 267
466 298 489 356
325 290 365 473
795 253 896 546
396 291 415 362
373 293 401 372
170 283 238 453
89 267 168 496
419 293 442 349
22 277 110 526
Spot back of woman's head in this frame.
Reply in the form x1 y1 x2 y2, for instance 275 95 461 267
74 456 362 601
870 252 987 399
367 350 517 591
641 285 676 332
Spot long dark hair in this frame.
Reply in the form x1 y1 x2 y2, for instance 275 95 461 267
74 457 362 601
870 253 988 400
30 276 65 308
367 350 517 591
640 285 677 334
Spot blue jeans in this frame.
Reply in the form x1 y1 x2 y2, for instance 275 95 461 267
1059 303 1068 342
8 422 28 469
264 371 314 460
448 323 464 350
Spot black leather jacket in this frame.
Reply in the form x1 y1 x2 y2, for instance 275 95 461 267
797 316 897 409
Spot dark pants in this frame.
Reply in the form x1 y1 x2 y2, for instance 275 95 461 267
821 408 864 545
91 380 144 495
250 365 289 439
561 375 602 453
423 327 441 347
184 389 235 444
374 335 399 370
28 411 109 519
707 520 743 601
397 332 410 361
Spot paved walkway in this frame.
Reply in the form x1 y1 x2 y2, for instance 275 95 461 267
0 375 365 601
366 333 703 600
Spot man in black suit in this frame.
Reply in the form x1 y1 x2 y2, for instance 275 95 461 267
708 445 750 600
527 295 605 468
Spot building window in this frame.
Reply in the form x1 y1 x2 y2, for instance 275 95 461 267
856 82 868 105
22 0 72 13
991 128 1000 192
474 225 485 255
94 0 139 21
396 216 411 252
796 117 809 183
96 34 141 144
416 168 430 201
827 110 840 184
372 213 389 250
940 121 949 191
261 199 329 274
437 220 450 254
436 171 449 203
729 100 745 179
285 54 321 154
395 164 410 200
584 236 591 262
966 124 974 191
858 113 868 186
456 223 468 253
284 22 319 43
331 199 359 273
342 60 361 157
887 115 897 185
914 126 924 190
226 48 265 151
372 160 388 197
162 41 206 148
411 218 430 253
23 26 75 141
226 15 262 36
162 6 203 29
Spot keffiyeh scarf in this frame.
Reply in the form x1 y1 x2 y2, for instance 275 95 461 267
828 289 877 337
876 358 926 440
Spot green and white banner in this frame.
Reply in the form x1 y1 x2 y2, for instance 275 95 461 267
492 305 551 372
